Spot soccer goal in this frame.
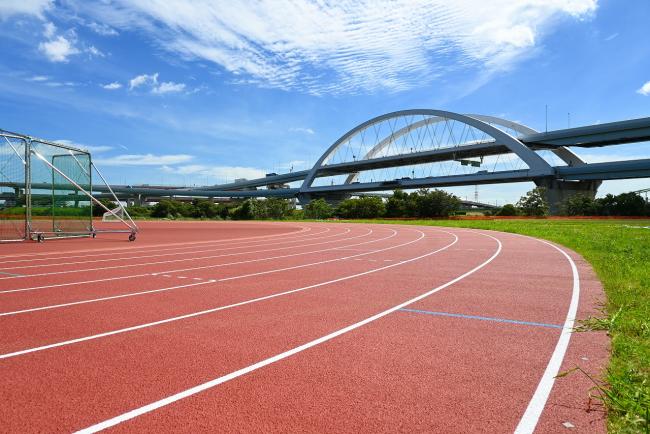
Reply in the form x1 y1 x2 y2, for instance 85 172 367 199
0 129 138 242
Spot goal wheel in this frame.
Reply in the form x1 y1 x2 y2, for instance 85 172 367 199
37 234 45 243
128 233 136 242
92 232 97 238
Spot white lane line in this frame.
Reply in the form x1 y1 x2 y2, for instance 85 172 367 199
148 227 370 275
0 227 334 270
0 228 355 280
514 238 580 434
0 281 216 317
0 224 313 261
0 228 447 359
74 230 499 433
0 228 366 294
0 229 398 316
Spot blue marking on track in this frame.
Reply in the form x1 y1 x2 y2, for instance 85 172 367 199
398 308 563 329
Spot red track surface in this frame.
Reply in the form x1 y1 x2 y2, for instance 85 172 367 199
0 221 608 433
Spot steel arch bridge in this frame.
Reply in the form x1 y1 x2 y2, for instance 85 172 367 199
182 108 648 213
3 109 650 214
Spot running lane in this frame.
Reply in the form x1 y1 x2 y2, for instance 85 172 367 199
0 222 607 433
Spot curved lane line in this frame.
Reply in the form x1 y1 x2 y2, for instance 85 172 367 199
0 226 334 270
0 228 397 316
0 223 313 261
0 228 357 280
74 229 499 433
0 228 444 359
514 238 580 434
0 227 361 294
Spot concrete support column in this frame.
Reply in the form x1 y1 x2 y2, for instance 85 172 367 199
535 178 602 215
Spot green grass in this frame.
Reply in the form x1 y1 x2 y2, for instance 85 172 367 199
339 218 649 433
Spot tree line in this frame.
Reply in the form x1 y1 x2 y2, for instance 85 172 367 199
489 188 650 217
112 187 649 220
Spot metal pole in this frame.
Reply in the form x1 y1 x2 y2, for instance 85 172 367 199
91 162 138 230
24 139 31 241
31 150 135 231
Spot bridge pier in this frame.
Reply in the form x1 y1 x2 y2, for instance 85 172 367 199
535 178 601 215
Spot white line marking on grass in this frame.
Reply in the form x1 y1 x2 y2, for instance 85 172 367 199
0 228 449 358
74 230 499 433
0 229 399 316
514 239 580 434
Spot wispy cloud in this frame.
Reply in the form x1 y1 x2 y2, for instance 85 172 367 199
0 0 52 20
637 80 650 96
162 164 266 181
102 82 122 90
73 0 597 94
289 127 315 135
54 139 113 154
604 32 619 41
28 75 49 82
129 72 186 94
87 21 119 36
95 154 194 166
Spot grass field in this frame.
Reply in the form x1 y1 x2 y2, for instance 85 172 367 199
340 218 648 433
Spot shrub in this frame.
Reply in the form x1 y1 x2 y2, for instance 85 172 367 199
304 198 333 219
496 204 519 216
335 197 385 219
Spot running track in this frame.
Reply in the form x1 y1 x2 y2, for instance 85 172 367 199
0 221 609 433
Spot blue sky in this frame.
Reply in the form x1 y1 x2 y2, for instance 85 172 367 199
0 0 648 204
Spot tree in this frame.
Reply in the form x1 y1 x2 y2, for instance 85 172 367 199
385 189 414 217
264 198 291 219
517 187 549 216
304 198 333 219
230 199 255 220
496 204 519 216
561 194 600 216
92 198 118 217
413 189 460 217
190 199 219 218
335 197 385 219
151 199 188 218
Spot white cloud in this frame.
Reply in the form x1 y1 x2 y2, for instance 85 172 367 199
43 21 56 38
0 0 52 19
39 34 79 62
87 45 105 57
152 81 186 94
289 127 315 135
129 73 158 90
102 82 122 90
87 21 119 36
28 75 49 82
72 0 598 94
128 72 186 94
95 154 194 166
637 81 650 96
604 32 619 41
38 22 101 62
54 139 113 154
163 164 266 181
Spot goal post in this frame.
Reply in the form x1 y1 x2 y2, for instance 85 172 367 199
0 129 138 242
